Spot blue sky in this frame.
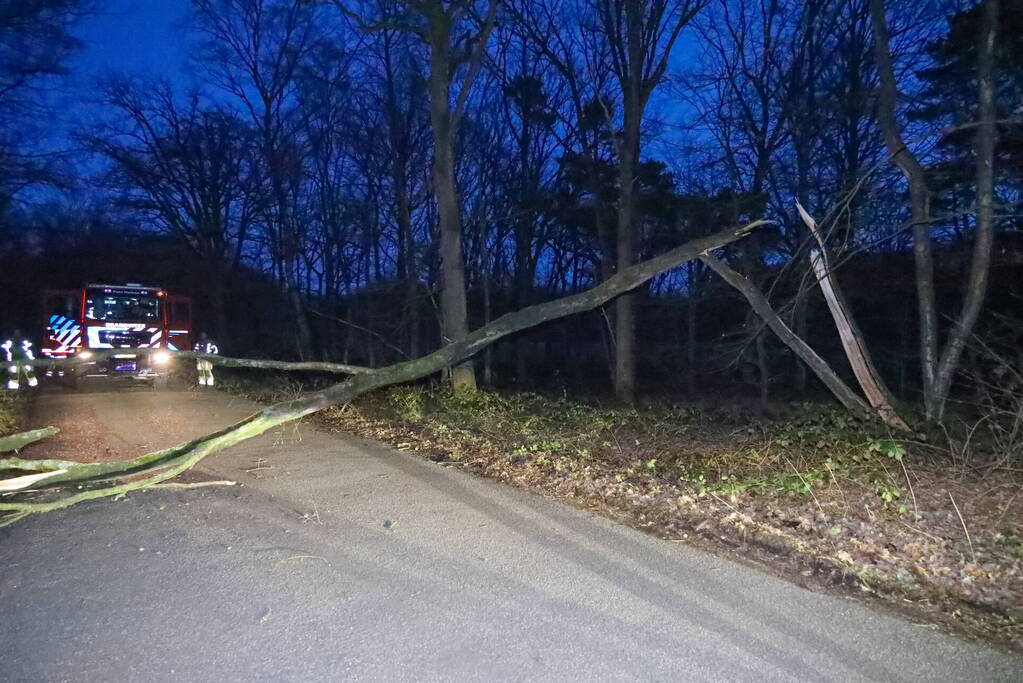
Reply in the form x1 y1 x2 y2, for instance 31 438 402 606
39 1 196 189
72 0 193 82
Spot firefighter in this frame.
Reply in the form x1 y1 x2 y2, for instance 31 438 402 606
3 331 38 391
194 332 219 387
1 338 14 391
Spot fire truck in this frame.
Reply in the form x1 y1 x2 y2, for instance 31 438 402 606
41 283 193 385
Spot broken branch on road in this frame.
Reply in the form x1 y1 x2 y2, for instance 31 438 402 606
0 220 765 526
26 349 373 375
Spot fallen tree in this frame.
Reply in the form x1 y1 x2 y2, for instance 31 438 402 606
0 220 767 526
27 349 372 375
699 254 873 416
701 204 912 433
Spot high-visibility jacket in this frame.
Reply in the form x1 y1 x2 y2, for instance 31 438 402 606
194 341 219 355
3 339 37 389
3 339 34 362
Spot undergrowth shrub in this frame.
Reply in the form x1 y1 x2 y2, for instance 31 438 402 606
0 392 21 437
354 385 915 509
387 385 426 421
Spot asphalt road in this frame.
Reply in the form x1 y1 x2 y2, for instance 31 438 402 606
1 382 1020 682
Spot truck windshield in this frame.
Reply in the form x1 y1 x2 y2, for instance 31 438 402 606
85 294 160 322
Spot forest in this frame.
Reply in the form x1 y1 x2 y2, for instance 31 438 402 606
1 0 1022 647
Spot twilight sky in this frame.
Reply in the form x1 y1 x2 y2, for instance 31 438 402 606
42 1 196 189
72 0 193 82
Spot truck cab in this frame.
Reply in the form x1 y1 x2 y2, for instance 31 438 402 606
42 283 193 385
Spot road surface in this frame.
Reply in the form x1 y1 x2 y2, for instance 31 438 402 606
1 383 1020 681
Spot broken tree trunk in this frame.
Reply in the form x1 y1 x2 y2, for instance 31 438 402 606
700 255 872 416
796 203 911 432
0 220 766 526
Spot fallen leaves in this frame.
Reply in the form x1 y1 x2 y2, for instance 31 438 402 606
309 390 1023 650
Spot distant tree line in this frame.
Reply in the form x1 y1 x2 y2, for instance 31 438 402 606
0 0 1019 421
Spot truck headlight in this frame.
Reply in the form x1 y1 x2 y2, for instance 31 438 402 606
153 351 172 365
78 351 93 360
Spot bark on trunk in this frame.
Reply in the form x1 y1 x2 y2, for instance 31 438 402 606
426 8 476 393
870 0 938 416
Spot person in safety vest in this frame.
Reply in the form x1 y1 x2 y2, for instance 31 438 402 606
3 331 38 391
194 332 219 387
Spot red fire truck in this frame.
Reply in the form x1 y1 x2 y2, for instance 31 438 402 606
41 283 193 385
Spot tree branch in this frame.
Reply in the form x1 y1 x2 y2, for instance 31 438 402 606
32 350 372 375
700 254 873 417
451 0 500 130
2 219 764 525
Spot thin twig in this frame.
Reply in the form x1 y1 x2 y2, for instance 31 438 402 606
899 458 919 520
150 480 237 490
948 491 977 564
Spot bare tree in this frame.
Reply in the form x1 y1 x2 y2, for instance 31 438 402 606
870 0 1000 421
191 0 328 358
334 0 499 391
88 78 257 344
0 0 91 209
595 0 704 404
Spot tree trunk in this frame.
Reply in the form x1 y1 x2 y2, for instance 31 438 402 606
482 269 494 387
686 261 698 397
756 330 769 413
395 167 419 357
870 0 938 417
207 266 229 350
514 216 533 385
793 290 808 393
613 4 644 406
928 0 999 420
426 11 476 393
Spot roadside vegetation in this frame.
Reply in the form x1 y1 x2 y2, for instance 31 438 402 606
334 388 1022 649
224 372 1022 652
0 392 26 438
